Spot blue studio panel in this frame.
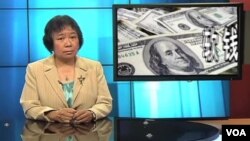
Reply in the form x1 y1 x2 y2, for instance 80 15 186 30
29 9 113 65
0 67 26 120
0 10 28 66
28 0 129 8
198 80 230 117
133 81 200 118
179 81 201 117
133 80 230 118
117 82 133 117
0 0 27 8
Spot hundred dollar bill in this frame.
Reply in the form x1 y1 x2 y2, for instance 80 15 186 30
118 20 148 43
198 7 237 25
117 8 141 22
117 32 237 76
221 7 238 15
134 10 173 35
155 7 237 34
132 8 151 14
133 7 179 15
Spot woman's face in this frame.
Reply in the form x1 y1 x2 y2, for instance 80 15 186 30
52 26 79 60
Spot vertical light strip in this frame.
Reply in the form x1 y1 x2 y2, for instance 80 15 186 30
134 81 159 118
198 80 226 117
148 82 159 117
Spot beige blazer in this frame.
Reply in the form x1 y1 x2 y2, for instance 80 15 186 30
20 56 112 121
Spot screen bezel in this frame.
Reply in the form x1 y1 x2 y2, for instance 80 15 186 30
113 3 245 81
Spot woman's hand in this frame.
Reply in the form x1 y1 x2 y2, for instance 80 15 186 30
46 108 77 123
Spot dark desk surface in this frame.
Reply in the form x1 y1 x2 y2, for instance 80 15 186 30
0 117 224 141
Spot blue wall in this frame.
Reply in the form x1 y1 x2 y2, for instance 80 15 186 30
0 0 229 120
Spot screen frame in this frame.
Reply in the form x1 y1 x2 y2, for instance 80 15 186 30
112 2 245 81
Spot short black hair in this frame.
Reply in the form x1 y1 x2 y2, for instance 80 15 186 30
43 15 83 53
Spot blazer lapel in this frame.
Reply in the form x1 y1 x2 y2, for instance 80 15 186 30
43 56 68 107
73 57 88 104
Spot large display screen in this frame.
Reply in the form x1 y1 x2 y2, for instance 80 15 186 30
113 3 244 81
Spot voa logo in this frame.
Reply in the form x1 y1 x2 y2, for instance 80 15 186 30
226 129 246 136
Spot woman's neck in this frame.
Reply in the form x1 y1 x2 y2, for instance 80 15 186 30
55 56 76 82
54 56 76 67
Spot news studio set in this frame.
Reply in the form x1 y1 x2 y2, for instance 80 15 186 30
0 0 250 141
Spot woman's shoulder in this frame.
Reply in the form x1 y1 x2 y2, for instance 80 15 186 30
27 56 52 68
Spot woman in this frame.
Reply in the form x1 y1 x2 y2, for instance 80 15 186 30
20 15 112 123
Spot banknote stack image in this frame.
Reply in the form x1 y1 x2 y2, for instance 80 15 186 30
116 6 239 76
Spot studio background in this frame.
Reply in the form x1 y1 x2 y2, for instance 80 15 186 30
2 0 248 122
